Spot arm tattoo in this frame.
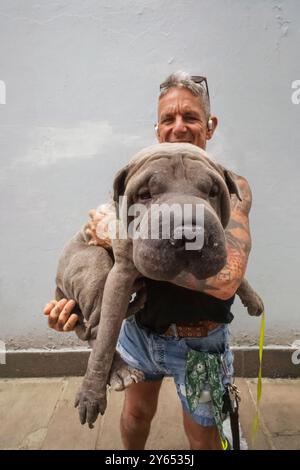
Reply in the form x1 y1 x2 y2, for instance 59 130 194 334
174 175 253 299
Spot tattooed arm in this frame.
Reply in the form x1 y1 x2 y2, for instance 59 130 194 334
172 175 252 300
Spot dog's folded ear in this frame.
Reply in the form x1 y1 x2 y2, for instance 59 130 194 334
215 165 242 228
113 164 131 218
214 164 242 201
113 164 130 201
223 169 242 201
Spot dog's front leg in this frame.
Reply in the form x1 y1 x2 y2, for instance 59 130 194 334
75 238 139 428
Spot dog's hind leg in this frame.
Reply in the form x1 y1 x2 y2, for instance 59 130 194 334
109 351 145 391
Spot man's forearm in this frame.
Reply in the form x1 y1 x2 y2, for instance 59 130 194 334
171 176 252 299
171 245 249 300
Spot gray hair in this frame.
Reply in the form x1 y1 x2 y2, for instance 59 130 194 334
159 71 210 117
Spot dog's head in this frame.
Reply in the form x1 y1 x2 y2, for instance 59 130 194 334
113 143 241 281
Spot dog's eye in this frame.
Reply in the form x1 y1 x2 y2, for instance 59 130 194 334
138 189 151 201
209 183 219 198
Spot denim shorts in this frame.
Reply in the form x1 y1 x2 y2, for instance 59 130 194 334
116 315 234 427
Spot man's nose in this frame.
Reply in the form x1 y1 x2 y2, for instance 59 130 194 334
173 117 187 135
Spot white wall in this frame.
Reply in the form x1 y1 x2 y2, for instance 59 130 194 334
0 0 299 348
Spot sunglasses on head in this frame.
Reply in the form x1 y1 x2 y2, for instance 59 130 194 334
190 76 210 106
160 75 210 108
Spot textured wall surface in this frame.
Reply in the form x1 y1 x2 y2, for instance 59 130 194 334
0 0 299 349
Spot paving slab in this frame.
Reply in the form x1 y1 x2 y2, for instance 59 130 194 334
1 377 299 450
145 379 189 450
272 435 300 450
41 377 102 450
96 378 189 450
235 378 273 450
96 385 125 450
0 378 64 450
247 378 300 450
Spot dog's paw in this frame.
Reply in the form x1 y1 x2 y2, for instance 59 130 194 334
75 376 107 428
109 352 145 391
247 292 265 317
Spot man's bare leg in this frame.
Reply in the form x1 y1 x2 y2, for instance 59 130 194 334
120 379 163 450
182 409 222 450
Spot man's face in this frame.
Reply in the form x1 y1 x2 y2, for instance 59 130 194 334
156 87 215 150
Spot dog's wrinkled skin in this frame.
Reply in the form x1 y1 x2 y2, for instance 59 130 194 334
55 143 264 428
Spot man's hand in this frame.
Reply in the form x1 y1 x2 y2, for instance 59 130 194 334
43 298 79 332
85 205 115 248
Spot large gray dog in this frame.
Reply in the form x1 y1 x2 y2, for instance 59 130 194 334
55 143 263 428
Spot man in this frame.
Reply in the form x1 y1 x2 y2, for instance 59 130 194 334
44 71 251 450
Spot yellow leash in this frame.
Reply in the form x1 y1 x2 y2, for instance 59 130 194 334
251 310 266 446
221 437 229 450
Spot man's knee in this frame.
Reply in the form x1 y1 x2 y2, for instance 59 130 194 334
187 426 221 450
122 380 162 424
122 403 155 425
183 410 222 450
122 396 158 424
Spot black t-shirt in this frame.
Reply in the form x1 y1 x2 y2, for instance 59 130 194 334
135 278 234 334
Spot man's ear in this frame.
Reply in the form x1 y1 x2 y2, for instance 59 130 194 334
154 123 160 140
206 116 218 140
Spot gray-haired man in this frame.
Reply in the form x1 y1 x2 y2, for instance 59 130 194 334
44 72 252 450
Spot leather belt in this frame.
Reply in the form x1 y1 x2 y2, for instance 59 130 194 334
163 320 222 338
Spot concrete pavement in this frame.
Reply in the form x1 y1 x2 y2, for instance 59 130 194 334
0 377 299 450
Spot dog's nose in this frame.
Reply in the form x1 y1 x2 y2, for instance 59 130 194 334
170 225 204 249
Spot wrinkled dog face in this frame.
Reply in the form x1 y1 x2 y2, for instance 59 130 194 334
114 143 241 281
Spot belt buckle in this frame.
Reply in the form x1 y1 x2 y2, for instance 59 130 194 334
199 324 208 337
